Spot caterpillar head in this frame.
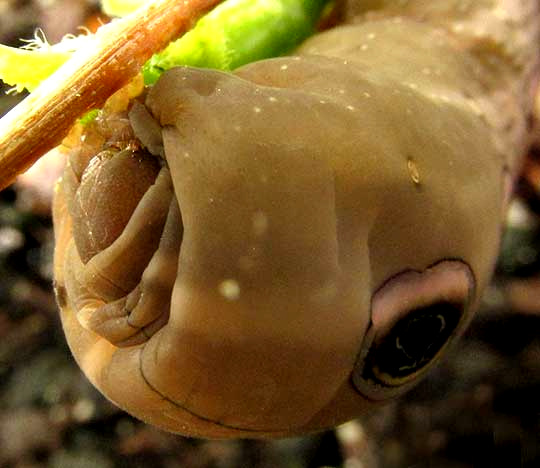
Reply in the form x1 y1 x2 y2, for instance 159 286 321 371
53 49 504 438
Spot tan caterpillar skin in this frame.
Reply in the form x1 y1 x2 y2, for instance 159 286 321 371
53 0 540 438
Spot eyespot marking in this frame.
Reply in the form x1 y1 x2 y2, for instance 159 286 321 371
352 259 475 400
363 301 462 385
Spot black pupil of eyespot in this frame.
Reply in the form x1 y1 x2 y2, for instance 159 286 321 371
364 301 463 383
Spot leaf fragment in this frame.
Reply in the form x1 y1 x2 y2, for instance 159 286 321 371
0 45 70 93
101 0 151 17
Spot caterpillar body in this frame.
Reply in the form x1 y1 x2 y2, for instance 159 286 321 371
52 0 540 438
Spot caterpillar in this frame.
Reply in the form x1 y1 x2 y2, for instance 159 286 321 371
51 0 540 438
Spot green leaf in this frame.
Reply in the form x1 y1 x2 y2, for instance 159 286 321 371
0 33 91 93
79 109 101 125
0 0 331 94
0 44 70 92
101 0 150 17
143 0 330 84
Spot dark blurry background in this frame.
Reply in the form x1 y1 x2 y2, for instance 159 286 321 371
1 1 539 467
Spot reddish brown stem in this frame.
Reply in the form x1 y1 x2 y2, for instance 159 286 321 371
0 0 223 191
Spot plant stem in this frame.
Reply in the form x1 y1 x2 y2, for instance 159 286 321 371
0 0 223 191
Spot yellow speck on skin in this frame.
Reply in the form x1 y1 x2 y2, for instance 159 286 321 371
407 159 421 185
219 279 241 301
252 211 269 236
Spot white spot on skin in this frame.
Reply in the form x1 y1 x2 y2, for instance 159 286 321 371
268 96 277 102
219 279 241 301
360 44 369 51
367 33 376 40
253 107 262 113
280 64 288 71
338 89 346 95
467 100 484 117
363 91 371 98
493 6 509 20
473 29 485 39
252 211 269 236
346 105 356 111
